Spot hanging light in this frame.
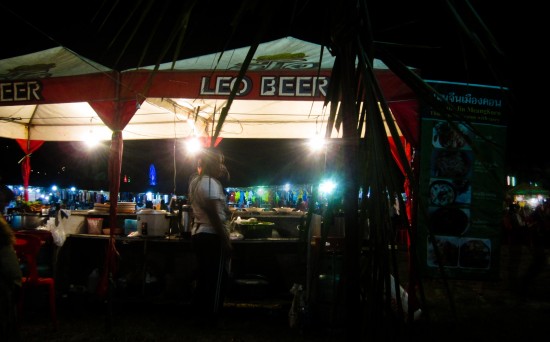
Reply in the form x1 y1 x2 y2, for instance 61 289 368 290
84 117 99 148
307 135 326 152
185 136 202 155
84 130 99 148
308 114 326 152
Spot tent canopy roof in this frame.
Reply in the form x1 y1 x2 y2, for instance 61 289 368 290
508 183 550 197
0 37 417 142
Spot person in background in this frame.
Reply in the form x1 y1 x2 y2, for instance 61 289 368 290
188 148 232 328
160 199 168 211
506 203 527 291
518 203 548 296
0 184 22 341
295 198 306 211
168 195 178 213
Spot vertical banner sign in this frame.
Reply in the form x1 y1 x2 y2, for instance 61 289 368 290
418 81 508 280
149 164 157 186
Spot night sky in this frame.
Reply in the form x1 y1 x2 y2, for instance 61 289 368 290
0 137 323 194
0 1 545 190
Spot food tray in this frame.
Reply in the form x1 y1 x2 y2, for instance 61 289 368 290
236 221 275 239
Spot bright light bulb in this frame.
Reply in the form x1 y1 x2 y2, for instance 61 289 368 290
84 130 98 148
308 136 325 151
319 180 336 195
185 137 202 155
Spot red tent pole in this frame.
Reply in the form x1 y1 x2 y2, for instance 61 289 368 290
16 139 45 202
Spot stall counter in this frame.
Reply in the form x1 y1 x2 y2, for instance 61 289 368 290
56 233 307 304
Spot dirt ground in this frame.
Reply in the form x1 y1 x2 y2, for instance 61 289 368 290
15 244 550 341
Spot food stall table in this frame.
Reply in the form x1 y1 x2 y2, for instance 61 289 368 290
56 234 307 304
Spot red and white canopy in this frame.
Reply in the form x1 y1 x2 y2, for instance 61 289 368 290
0 37 417 143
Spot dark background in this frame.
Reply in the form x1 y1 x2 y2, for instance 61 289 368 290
0 137 320 193
0 1 546 192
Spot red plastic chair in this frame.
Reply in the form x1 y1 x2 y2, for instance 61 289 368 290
14 232 57 329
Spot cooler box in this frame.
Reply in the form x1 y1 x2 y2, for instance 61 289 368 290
136 209 170 236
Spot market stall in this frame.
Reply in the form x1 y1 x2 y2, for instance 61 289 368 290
507 182 549 209
1 36 418 318
0 37 417 223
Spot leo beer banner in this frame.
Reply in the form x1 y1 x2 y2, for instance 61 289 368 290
417 80 508 280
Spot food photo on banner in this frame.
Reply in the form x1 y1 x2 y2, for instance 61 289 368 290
417 80 508 279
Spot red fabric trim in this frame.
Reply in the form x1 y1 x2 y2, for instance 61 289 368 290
389 100 419 148
90 100 136 131
120 69 415 103
16 139 45 201
200 136 223 147
5 73 117 105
